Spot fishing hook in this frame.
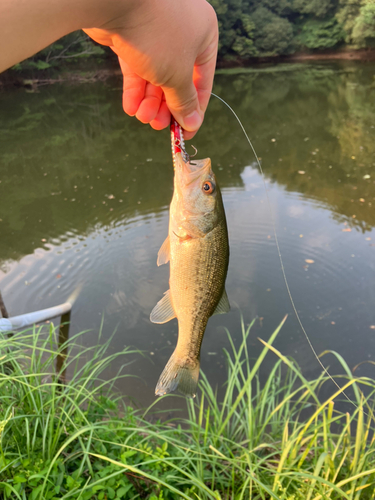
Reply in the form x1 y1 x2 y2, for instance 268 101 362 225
170 118 197 164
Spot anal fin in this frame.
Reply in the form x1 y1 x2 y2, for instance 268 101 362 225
213 289 230 315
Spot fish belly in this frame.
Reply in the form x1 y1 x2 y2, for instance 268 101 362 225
170 220 229 359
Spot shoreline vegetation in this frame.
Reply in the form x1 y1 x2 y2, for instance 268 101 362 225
1 47 375 90
1 320 375 499
2 0 375 89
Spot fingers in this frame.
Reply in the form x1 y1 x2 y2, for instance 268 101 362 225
136 84 164 124
160 23 218 137
178 54 217 140
112 0 218 138
150 100 171 131
120 57 171 129
119 58 145 116
119 52 216 138
162 77 202 135
193 38 218 119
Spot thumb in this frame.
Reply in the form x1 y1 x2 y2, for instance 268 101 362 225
162 82 203 134
161 36 218 136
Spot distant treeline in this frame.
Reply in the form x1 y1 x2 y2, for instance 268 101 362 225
213 0 375 60
7 0 375 72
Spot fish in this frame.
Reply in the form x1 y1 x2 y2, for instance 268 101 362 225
150 120 230 398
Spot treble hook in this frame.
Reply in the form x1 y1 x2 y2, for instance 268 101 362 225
170 118 194 164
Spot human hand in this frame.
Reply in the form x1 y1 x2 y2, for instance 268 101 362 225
84 0 218 139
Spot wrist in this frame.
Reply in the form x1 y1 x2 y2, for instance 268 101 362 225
82 0 150 31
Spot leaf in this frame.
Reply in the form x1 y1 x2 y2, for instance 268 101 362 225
66 476 76 490
107 486 116 499
116 485 133 498
13 475 27 483
31 485 43 500
93 485 105 492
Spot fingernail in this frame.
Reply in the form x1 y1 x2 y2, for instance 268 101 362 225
183 110 202 131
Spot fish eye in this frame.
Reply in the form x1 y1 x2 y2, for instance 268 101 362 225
202 181 215 194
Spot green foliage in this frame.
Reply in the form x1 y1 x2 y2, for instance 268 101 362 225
230 12 258 57
336 0 366 44
252 7 294 55
1 319 375 498
0 326 186 499
294 0 336 18
207 0 375 60
296 17 346 49
352 0 375 46
255 0 295 17
212 0 258 59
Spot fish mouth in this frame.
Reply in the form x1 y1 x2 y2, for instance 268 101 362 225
174 153 212 185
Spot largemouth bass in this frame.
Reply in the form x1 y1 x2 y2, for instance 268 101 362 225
150 121 230 398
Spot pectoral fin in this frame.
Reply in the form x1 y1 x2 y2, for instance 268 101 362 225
150 290 176 324
157 236 170 266
213 289 230 315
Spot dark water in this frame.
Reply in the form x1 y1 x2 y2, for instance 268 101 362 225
1 62 375 410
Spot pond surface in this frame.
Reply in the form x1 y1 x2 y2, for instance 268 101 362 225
1 62 375 410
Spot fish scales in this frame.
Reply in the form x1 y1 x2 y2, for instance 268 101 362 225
170 218 229 361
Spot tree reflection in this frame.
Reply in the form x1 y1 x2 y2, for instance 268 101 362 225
212 63 375 232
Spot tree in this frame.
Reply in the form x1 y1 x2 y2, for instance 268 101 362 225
352 0 375 46
252 0 295 16
293 0 337 18
336 0 366 43
296 18 345 49
209 0 258 59
251 7 294 55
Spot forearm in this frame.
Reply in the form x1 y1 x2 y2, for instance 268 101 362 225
0 0 137 73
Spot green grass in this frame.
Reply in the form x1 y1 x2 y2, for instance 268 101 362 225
1 318 375 499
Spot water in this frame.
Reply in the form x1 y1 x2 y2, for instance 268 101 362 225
1 62 375 410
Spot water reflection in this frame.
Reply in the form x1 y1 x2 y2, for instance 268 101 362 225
212 63 375 231
0 62 374 407
56 311 71 384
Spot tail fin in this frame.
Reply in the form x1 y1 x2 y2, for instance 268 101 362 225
155 351 200 398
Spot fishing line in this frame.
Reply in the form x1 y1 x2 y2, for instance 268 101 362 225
211 91 366 413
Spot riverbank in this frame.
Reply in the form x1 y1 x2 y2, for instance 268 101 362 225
216 48 375 68
1 320 374 499
0 65 122 90
1 48 375 90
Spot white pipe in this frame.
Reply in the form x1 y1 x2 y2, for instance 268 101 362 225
0 302 72 332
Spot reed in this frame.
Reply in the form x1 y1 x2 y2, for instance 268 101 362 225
1 319 375 499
